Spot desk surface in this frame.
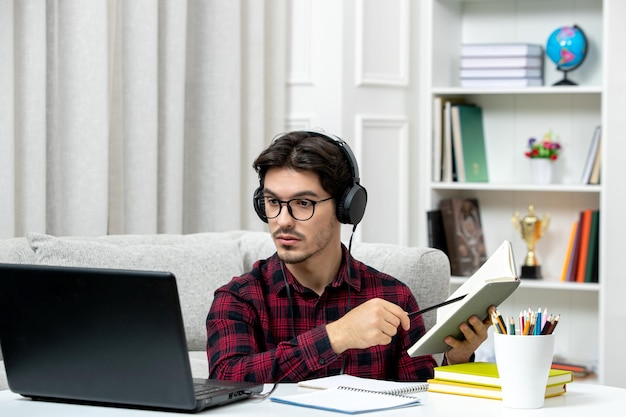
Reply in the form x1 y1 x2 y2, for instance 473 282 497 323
1 382 624 416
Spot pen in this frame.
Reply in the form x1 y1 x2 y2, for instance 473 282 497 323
407 294 467 317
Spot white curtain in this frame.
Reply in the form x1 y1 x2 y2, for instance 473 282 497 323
0 0 286 238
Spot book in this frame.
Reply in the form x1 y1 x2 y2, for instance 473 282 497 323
407 241 520 357
271 385 421 414
569 219 582 281
460 56 543 69
560 221 578 282
426 209 448 254
575 209 593 283
432 96 443 182
460 68 543 79
461 78 543 88
461 43 543 57
589 133 602 184
438 198 487 276
584 210 600 283
297 374 428 395
432 362 574 388
427 378 567 400
551 361 592 378
580 126 602 184
450 104 466 182
436 97 466 182
451 104 489 182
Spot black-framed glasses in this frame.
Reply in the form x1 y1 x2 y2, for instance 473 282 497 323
256 195 333 221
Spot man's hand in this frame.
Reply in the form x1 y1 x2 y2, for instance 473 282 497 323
443 305 496 364
326 298 410 354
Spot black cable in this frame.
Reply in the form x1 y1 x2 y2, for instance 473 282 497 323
279 225 359 375
249 382 279 400
280 260 297 340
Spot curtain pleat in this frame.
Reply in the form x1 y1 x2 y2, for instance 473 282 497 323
14 0 47 235
0 0 286 238
0 0 16 237
47 0 110 236
184 0 242 233
157 0 187 234
119 0 159 234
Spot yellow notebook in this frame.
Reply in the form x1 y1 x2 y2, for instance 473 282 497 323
433 362 573 388
427 378 567 400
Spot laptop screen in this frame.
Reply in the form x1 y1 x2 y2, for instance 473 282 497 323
0 263 262 412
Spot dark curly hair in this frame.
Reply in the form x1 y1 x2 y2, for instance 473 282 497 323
253 131 353 201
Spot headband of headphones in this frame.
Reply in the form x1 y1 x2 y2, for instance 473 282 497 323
253 130 368 225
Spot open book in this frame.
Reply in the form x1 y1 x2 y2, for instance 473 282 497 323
407 240 520 357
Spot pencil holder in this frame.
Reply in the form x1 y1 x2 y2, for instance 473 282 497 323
493 333 555 409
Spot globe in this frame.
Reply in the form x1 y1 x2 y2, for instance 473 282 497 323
545 25 588 85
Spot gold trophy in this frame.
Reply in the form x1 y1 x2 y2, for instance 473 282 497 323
512 205 550 279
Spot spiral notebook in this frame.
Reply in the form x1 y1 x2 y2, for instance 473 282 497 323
271 375 426 414
297 374 428 395
271 386 422 414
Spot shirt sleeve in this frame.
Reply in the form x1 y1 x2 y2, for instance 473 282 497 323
206 286 342 383
394 293 440 381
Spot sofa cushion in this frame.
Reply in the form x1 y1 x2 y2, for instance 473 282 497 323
0 237 37 264
352 243 450 332
26 232 244 351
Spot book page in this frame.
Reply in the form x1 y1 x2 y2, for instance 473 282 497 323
439 240 517 323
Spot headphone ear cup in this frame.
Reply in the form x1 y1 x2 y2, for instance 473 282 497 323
336 184 368 225
253 187 268 223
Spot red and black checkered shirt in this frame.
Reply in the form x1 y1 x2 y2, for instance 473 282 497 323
206 245 438 383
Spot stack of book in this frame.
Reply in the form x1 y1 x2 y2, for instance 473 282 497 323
427 362 573 400
431 97 489 183
561 209 600 283
460 43 544 88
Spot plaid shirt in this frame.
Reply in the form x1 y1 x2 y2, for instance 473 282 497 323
206 245 438 383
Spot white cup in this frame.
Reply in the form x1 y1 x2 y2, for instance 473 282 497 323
493 333 555 409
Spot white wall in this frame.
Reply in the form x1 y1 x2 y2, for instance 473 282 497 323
286 0 422 246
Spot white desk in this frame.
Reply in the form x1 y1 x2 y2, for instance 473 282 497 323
0 383 624 416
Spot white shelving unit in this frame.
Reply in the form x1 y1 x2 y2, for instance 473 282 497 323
419 0 623 385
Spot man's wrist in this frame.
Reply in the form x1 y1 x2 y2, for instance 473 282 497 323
326 322 348 354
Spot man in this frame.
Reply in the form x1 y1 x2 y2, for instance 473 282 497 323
206 130 491 383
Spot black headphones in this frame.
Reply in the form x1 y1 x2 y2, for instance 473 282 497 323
253 130 368 225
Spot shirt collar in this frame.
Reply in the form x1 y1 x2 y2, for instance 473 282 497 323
268 244 361 296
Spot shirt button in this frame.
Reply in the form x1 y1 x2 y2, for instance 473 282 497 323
318 358 326 365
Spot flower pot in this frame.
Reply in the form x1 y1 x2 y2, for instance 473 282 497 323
530 158 554 184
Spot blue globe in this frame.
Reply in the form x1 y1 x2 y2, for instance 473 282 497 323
546 25 588 71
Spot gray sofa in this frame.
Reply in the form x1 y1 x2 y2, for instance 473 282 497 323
0 230 450 391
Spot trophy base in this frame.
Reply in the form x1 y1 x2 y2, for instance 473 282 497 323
521 265 542 279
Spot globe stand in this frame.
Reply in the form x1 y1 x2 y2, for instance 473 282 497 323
553 70 577 86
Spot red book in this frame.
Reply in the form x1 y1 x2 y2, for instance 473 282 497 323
575 209 593 283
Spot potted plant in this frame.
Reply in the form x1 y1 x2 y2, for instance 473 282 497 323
525 131 561 183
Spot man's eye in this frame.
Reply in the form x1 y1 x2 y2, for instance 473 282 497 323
266 198 280 206
294 199 312 208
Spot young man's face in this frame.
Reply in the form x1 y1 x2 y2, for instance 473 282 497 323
262 167 339 265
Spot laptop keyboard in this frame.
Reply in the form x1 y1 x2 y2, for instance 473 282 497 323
194 383 228 398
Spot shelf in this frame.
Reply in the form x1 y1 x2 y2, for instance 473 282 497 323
450 277 600 292
430 183 601 193
432 86 603 96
